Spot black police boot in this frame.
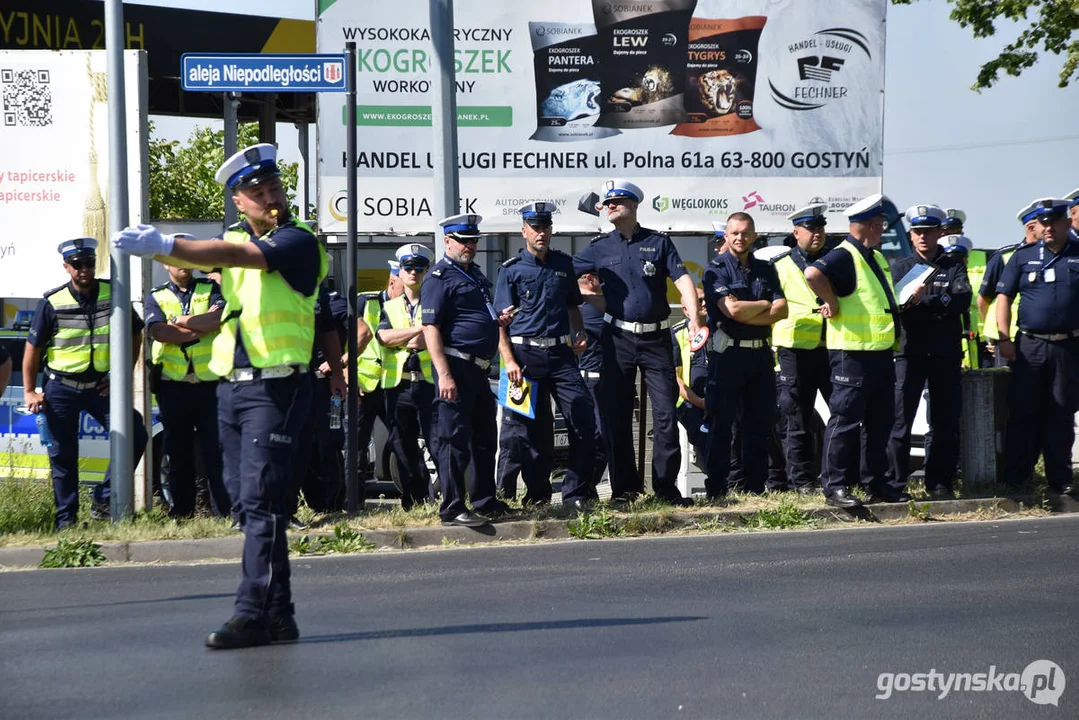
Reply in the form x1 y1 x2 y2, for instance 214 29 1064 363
89 499 110 521
205 616 270 650
825 488 862 509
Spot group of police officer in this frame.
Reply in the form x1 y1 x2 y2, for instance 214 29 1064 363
24 145 1079 648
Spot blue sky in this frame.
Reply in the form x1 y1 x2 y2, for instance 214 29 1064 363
146 0 1078 247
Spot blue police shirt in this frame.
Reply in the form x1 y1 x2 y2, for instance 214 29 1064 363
672 322 709 395
309 284 346 369
495 248 582 338
230 219 322 369
144 278 225 329
997 238 1079 334
420 257 499 359
578 302 605 373
30 280 144 379
702 251 784 341
891 247 972 356
573 226 686 323
979 241 1023 299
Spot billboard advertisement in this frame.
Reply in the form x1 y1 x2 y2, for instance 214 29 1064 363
0 49 148 299
316 0 885 234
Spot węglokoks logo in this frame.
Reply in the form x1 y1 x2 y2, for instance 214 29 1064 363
768 27 872 111
652 195 729 214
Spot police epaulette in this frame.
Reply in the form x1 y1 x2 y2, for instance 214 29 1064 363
43 283 69 298
993 242 1023 256
768 249 793 265
150 282 171 293
430 268 443 277
225 220 245 232
501 256 520 268
589 234 605 244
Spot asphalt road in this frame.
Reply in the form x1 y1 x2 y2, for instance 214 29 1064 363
2 517 1077 720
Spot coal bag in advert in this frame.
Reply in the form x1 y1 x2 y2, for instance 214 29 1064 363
592 0 697 129
671 16 766 137
529 22 622 142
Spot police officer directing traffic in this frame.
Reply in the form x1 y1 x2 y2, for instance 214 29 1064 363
805 194 905 508
995 198 1079 496
422 214 515 527
23 238 148 528
771 204 832 494
144 262 230 518
495 202 596 511
377 243 438 511
886 205 972 499
702 212 787 499
114 143 327 649
573 179 702 506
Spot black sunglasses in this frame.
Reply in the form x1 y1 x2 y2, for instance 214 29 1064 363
68 259 95 269
400 264 428 272
451 236 479 245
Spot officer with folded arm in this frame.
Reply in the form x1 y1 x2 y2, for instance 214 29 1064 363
805 194 904 508
144 262 230 519
422 214 516 527
979 203 1042 364
886 205 971 499
114 143 328 649
770 204 832 494
995 198 1079 496
378 243 438 511
702 212 787 499
572 179 703 506
494 202 595 511
23 238 148 527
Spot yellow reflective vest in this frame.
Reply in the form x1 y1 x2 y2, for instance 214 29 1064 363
45 280 111 374
825 242 898 352
150 280 219 381
380 295 433 388
209 221 327 376
355 295 384 392
771 252 824 350
674 323 692 408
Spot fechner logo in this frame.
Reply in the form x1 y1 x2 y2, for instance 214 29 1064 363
769 26 873 111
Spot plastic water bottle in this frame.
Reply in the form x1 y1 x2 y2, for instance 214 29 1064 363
328 394 343 430
36 413 53 449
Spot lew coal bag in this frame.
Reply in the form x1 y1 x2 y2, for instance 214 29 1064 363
671 16 767 137
592 0 698 129
529 22 622 143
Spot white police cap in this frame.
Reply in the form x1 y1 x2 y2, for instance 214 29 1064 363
520 201 556 225
1023 198 1069 223
439 213 484 238
214 143 280 189
904 204 947 229
1064 188 1079 209
940 234 973 255
600 179 643 204
787 203 828 227
941 208 966 228
395 243 434 266
711 220 726 238
844 193 890 222
57 237 98 260
387 260 400 275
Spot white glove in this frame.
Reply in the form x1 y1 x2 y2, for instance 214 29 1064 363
111 224 175 258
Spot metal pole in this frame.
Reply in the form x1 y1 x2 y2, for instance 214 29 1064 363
223 92 239 228
297 122 310 221
429 0 460 259
105 0 133 521
344 42 361 512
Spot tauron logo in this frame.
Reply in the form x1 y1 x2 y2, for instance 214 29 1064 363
769 27 872 111
742 190 765 210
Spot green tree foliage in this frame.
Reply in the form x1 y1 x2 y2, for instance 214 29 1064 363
891 0 1078 89
148 122 300 220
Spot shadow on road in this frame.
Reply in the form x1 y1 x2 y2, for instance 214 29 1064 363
0 592 236 614
297 615 708 645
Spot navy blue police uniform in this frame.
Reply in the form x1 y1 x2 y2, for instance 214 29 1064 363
572 182 691 504
810 195 903 506
144 276 230 518
29 239 148 528
494 203 595 506
886 206 972 496
288 284 347 515
702 249 784 497
421 215 510 523
997 200 1079 493
578 299 608 496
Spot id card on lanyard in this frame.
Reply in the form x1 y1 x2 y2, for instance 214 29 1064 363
451 264 498 320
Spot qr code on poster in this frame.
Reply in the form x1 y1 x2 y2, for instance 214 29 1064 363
2 68 53 127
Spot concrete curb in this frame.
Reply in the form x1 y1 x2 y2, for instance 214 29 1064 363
2 494 1074 570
